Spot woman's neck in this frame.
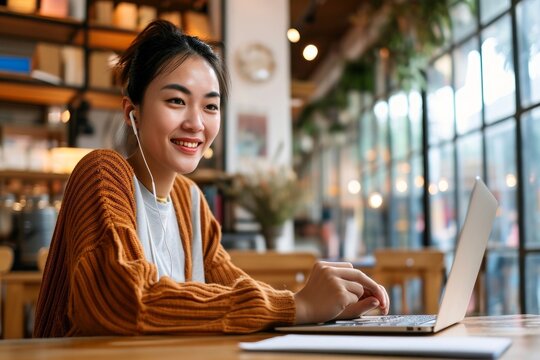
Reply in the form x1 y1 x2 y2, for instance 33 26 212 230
127 150 175 198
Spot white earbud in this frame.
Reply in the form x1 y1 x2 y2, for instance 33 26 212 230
129 110 138 136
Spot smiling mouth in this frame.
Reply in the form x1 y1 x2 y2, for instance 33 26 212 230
171 139 201 148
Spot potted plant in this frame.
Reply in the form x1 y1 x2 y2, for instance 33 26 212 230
226 164 304 250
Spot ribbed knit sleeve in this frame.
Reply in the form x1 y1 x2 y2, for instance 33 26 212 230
34 150 295 337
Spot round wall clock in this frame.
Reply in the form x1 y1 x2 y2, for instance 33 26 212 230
236 43 276 83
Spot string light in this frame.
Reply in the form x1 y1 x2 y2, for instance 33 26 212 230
303 44 318 61
287 28 300 43
347 180 361 194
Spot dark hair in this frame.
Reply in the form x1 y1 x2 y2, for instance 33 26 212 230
115 20 229 107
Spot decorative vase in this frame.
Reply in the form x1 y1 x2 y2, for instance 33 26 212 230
261 225 284 250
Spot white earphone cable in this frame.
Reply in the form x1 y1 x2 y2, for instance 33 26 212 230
130 112 174 279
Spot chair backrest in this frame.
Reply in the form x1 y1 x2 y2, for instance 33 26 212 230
37 247 49 272
228 250 317 292
373 248 445 314
0 245 14 274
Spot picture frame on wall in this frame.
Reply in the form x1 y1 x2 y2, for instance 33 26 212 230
236 111 268 168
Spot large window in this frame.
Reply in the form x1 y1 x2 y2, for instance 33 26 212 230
517 0 540 107
296 0 540 316
481 14 515 123
422 0 539 315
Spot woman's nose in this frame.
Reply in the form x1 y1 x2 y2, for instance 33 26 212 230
182 107 204 131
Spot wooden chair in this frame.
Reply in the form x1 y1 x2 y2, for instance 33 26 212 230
0 245 14 338
228 250 317 292
0 246 13 274
373 248 445 315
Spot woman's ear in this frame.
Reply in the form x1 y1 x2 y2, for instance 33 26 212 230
121 97 137 128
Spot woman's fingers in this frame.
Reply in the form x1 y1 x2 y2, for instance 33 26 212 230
336 297 381 320
317 261 354 268
379 284 390 315
327 267 388 309
294 261 390 325
343 278 365 299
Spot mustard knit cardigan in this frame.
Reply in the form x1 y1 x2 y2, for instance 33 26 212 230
33 149 295 337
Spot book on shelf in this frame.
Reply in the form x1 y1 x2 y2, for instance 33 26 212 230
138 5 157 31
30 69 62 84
7 0 36 13
113 2 137 30
61 46 84 86
39 0 68 18
0 55 31 75
68 0 86 21
201 184 223 224
93 0 114 26
32 43 62 84
159 11 182 28
184 11 213 40
89 51 113 89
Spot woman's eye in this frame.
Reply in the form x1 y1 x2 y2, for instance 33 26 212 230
168 98 185 105
206 104 219 111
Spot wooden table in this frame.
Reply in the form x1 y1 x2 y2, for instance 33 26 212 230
0 271 42 339
0 315 537 359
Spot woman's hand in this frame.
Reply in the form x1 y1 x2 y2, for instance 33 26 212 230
294 261 389 324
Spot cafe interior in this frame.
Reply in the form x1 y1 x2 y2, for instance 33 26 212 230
0 0 539 358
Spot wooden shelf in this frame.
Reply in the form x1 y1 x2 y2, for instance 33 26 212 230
0 79 77 106
88 25 137 51
84 89 123 110
0 124 65 142
0 77 123 110
0 7 83 45
0 169 70 182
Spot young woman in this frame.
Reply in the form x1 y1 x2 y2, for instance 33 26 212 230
34 20 388 337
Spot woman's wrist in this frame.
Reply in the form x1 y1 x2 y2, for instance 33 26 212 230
293 292 308 324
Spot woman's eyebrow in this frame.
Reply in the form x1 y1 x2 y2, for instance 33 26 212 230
161 84 220 98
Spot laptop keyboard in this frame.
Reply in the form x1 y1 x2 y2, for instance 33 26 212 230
330 315 437 327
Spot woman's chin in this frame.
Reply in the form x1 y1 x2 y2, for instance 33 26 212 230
175 160 201 175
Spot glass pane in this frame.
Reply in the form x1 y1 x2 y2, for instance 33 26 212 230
340 143 363 260
389 92 409 160
360 111 376 164
362 166 388 252
517 0 540 107
525 254 540 314
481 15 516 123
429 144 456 250
297 150 322 221
427 55 455 144
521 106 540 248
485 120 518 248
486 250 520 314
480 0 510 25
340 144 360 210
322 147 339 203
454 37 482 135
410 154 425 248
451 1 477 43
390 161 411 247
374 100 390 165
456 132 483 228
409 90 423 153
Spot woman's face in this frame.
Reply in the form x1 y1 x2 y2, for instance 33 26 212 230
136 56 221 175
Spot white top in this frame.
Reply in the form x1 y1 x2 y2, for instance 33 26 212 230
133 177 205 283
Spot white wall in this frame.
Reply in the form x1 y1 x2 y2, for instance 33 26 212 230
225 0 291 170
225 0 293 250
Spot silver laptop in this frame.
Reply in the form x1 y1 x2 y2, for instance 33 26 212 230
276 177 498 334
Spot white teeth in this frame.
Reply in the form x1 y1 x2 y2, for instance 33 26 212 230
172 139 199 148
